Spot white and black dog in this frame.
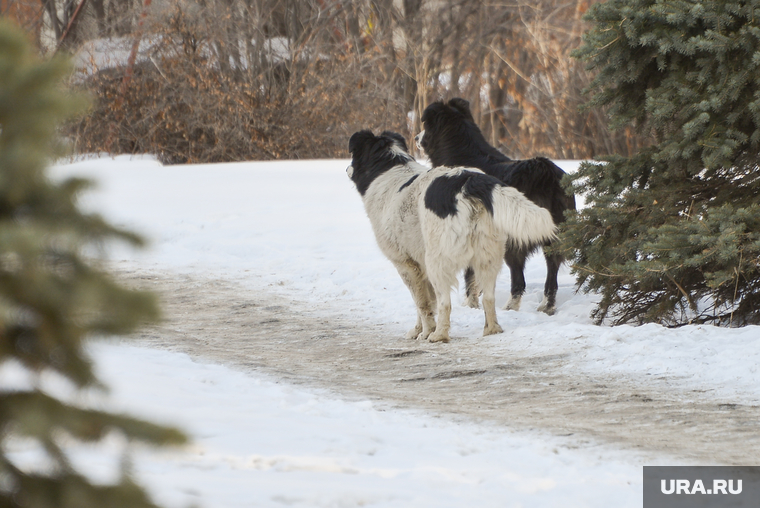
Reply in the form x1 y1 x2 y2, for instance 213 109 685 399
348 130 556 343
416 98 576 315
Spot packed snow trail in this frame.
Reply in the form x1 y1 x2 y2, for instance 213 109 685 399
121 267 760 466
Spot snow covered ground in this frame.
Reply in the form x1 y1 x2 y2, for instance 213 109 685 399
17 154 758 506
50 342 646 507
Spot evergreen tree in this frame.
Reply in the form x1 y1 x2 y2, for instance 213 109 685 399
0 21 186 506
561 0 760 326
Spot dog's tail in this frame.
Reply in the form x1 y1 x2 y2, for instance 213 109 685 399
489 184 557 250
503 157 575 225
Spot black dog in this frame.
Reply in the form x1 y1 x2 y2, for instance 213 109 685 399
416 98 575 315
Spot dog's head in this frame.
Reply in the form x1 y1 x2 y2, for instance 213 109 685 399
417 98 504 167
421 98 476 127
416 98 475 154
347 130 413 195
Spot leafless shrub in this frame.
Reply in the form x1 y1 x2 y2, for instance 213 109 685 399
61 0 648 163
66 0 407 163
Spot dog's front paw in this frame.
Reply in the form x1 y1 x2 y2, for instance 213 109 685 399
502 295 522 311
464 294 480 309
408 326 435 341
405 325 423 340
536 296 556 315
417 327 435 341
537 304 556 315
427 330 450 343
483 323 504 336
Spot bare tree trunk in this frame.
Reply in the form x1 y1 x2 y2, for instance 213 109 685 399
42 0 63 40
91 0 106 34
108 0 134 35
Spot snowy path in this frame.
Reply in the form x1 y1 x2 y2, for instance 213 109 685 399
119 267 760 466
45 155 760 504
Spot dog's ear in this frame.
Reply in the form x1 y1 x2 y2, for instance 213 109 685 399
349 130 375 155
381 131 409 152
421 101 444 125
448 98 473 120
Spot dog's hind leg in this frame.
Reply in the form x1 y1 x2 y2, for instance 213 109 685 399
537 250 561 315
395 260 436 340
424 278 437 310
463 267 480 309
425 258 454 343
476 261 504 336
502 248 527 311
427 287 451 343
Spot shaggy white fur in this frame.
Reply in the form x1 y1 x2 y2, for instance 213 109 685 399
348 131 556 343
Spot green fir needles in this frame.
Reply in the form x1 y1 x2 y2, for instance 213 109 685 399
562 0 760 326
0 21 185 507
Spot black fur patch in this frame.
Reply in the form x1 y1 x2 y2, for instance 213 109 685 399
424 172 502 219
348 130 413 196
398 174 419 192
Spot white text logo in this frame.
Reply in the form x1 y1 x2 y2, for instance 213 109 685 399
661 479 742 495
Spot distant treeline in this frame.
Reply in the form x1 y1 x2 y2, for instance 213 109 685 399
19 0 650 163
